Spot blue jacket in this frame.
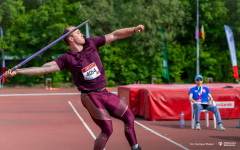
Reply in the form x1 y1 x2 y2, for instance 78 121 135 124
188 86 211 103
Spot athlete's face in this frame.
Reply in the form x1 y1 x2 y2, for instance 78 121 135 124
68 27 85 45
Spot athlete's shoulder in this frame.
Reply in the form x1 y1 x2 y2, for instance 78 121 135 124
85 36 106 47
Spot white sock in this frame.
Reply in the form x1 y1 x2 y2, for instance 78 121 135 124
131 144 139 149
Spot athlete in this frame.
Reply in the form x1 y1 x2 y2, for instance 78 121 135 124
4 24 144 150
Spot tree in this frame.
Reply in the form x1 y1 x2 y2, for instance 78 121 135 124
1 0 240 86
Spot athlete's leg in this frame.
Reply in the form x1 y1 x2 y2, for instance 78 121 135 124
103 90 138 147
83 89 139 149
81 93 112 150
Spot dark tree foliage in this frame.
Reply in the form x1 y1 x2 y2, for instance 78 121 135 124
0 0 239 87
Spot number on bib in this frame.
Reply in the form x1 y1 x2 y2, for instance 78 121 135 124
82 62 101 80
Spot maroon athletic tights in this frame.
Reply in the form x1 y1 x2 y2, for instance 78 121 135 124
81 89 137 150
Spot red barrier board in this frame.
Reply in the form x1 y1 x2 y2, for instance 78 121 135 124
118 84 240 121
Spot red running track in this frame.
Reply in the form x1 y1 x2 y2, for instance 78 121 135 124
0 88 239 150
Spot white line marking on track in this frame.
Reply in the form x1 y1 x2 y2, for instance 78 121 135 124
0 93 81 97
111 92 118 95
0 92 117 97
68 101 96 139
134 121 189 150
68 101 106 150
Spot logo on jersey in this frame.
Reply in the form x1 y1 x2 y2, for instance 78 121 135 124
82 62 101 80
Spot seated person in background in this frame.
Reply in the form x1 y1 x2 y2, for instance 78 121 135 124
188 75 225 131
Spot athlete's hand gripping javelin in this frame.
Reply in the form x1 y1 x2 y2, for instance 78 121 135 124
4 69 17 77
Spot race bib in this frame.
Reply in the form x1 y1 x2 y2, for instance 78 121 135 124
82 62 101 80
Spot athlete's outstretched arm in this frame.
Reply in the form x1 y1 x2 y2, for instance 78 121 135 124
105 24 144 44
4 61 60 77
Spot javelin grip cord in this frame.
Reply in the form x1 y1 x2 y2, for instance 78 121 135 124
0 19 90 80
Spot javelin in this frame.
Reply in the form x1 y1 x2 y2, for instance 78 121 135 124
0 19 90 80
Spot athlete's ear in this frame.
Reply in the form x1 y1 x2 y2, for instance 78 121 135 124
68 36 73 42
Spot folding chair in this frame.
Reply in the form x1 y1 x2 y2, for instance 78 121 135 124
191 101 217 129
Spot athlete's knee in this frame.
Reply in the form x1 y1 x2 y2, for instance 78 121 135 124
123 109 135 125
105 127 113 137
102 122 113 137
